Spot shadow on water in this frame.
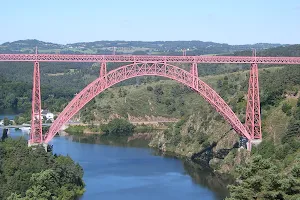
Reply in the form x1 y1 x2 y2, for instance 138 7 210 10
70 134 151 148
182 160 232 199
152 150 232 199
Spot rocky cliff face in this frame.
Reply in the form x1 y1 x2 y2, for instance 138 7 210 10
148 104 246 173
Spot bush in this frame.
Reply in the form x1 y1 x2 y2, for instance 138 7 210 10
167 105 176 114
282 102 292 114
65 125 85 135
226 155 300 200
101 118 134 137
146 86 153 91
202 140 210 148
285 120 300 139
153 86 164 96
3 117 11 126
294 108 300 120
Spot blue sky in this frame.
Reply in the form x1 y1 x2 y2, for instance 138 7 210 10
0 0 299 44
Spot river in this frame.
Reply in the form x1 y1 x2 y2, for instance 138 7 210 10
2 125 230 200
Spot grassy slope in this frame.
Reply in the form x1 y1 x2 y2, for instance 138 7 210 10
78 66 299 164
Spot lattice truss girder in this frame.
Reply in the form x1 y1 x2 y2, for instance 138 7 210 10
1 54 300 64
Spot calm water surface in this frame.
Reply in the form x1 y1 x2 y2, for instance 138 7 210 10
3 127 230 200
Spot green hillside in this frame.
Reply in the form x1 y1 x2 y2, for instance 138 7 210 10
231 44 300 57
0 39 283 55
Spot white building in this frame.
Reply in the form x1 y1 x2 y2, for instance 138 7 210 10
46 113 54 120
41 110 55 121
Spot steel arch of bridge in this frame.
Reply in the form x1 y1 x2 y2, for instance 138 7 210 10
43 62 251 146
4 53 300 150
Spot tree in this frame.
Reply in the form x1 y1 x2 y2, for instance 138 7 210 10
282 102 292 114
14 116 20 125
154 86 164 96
101 118 134 137
146 86 153 91
0 138 85 199
226 156 300 200
1 129 8 141
286 120 300 138
217 79 223 88
3 117 10 126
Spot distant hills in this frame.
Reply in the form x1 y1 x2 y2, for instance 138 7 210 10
231 44 300 57
0 39 285 55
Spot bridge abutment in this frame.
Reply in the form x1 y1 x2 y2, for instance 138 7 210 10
28 143 52 152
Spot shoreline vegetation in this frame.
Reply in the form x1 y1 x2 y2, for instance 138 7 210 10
64 119 160 148
0 137 85 200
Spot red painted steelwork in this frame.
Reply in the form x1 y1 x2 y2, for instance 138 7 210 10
1 54 300 64
29 61 43 144
100 62 107 78
190 62 198 88
2 53 298 149
43 62 251 144
245 63 262 139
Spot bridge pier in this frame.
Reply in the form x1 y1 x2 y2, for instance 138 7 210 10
28 142 52 152
30 60 43 144
28 142 47 151
245 52 262 140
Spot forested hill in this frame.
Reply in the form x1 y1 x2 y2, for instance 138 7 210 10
0 39 284 55
231 44 300 57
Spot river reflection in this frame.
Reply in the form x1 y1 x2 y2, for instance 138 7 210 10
70 134 231 199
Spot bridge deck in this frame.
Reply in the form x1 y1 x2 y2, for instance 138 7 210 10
0 54 300 64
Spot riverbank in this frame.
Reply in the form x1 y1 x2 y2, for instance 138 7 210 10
65 133 232 199
65 127 234 183
0 135 85 199
4 127 231 199
64 121 233 171
64 122 242 174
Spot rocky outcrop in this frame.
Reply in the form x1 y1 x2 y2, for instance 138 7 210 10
127 132 153 142
148 108 248 174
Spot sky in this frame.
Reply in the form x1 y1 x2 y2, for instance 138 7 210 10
0 0 299 45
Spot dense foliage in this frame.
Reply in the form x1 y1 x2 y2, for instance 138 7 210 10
101 118 135 137
259 66 300 108
64 125 85 136
226 82 300 200
226 155 300 200
0 77 32 111
0 138 85 199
